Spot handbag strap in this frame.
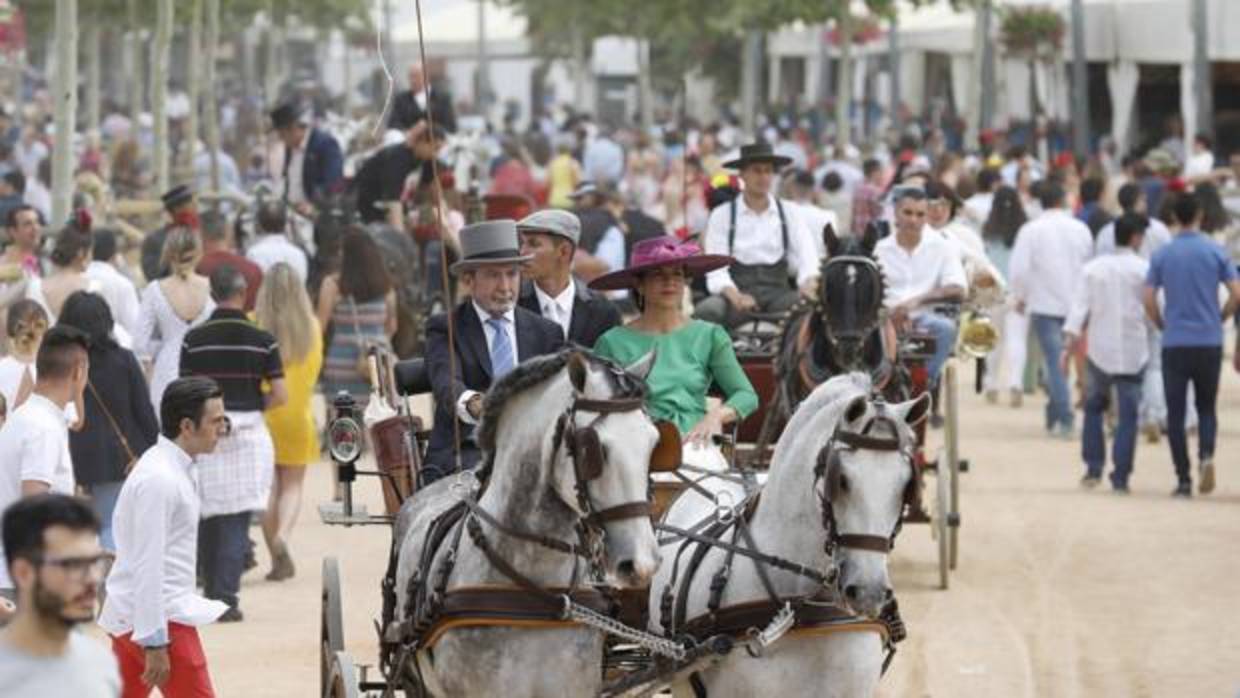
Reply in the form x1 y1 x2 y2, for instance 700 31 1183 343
347 295 364 339
87 380 137 464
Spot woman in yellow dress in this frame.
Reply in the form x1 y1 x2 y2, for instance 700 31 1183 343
256 262 322 581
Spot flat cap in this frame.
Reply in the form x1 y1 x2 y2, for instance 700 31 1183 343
516 209 581 246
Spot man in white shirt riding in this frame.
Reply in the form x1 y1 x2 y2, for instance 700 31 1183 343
696 143 821 328
875 187 967 394
0 326 89 598
1063 214 1150 492
99 377 231 697
1009 180 1094 439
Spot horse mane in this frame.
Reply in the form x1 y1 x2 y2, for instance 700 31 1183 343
475 348 646 455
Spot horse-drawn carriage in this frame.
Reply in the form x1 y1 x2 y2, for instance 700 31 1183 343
317 340 935 696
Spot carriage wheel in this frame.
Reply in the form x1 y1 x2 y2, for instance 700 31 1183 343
933 447 950 590
321 557 345 697
325 650 361 698
944 360 962 571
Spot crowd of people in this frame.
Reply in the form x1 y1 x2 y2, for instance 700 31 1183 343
0 56 1237 695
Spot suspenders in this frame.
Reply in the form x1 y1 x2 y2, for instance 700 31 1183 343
727 197 789 255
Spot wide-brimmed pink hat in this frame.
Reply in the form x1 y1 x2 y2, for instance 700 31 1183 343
588 236 733 291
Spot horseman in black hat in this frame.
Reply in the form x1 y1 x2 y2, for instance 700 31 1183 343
694 143 822 328
269 101 344 218
140 184 199 281
422 220 564 482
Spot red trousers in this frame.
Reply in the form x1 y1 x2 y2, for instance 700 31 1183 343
111 623 216 698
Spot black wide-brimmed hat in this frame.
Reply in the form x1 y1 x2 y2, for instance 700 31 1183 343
270 101 309 130
161 185 194 211
722 142 793 170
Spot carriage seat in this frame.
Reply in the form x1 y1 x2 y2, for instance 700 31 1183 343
394 358 432 396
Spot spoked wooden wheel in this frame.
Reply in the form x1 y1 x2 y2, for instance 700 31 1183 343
944 360 962 571
321 557 345 697
934 447 950 590
325 650 361 698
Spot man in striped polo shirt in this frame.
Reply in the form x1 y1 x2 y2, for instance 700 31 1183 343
179 265 287 621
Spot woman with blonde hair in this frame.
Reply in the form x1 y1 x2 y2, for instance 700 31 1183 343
256 262 321 581
134 226 214 409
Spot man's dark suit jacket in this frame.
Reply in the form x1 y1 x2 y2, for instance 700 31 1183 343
423 302 563 479
517 279 621 349
285 128 344 203
389 88 457 133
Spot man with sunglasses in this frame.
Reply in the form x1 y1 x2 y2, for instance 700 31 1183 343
100 376 231 697
0 494 119 695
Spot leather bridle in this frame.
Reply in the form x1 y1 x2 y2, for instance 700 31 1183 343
814 403 916 557
819 254 886 360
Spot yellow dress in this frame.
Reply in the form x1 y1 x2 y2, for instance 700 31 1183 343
547 154 579 208
264 328 323 466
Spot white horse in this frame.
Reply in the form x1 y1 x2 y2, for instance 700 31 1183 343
649 372 928 698
392 350 663 697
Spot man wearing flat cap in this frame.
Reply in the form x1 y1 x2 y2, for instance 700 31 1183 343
695 142 821 328
140 185 198 281
516 209 620 348
423 220 564 482
269 101 343 217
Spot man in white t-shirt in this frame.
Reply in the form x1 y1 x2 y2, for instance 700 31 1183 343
0 494 119 697
0 326 90 595
875 188 967 390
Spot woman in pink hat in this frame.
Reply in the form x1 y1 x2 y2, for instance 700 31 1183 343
591 236 757 465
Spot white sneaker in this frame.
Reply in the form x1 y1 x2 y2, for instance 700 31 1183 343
1199 459 1215 495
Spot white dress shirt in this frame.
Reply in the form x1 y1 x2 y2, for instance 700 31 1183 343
0 394 75 589
1094 216 1172 260
86 260 142 340
99 437 229 646
1008 209 1094 317
455 303 519 425
703 194 820 294
933 221 1006 292
875 231 968 309
1064 249 1151 375
247 233 309 281
533 278 575 337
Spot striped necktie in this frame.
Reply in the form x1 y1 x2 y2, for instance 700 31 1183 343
486 316 515 378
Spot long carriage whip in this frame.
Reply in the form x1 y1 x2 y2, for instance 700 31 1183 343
412 0 463 474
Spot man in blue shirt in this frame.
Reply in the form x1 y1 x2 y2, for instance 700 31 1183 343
1143 192 1240 497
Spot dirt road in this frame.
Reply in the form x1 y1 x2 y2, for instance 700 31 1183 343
188 366 1240 697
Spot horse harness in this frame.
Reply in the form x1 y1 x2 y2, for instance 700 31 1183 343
655 405 914 693
385 393 657 671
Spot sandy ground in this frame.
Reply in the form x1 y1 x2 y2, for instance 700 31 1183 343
170 362 1240 697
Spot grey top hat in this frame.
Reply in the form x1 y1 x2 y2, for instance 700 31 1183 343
450 219 532 273
516 209 581 246
567 181 599 200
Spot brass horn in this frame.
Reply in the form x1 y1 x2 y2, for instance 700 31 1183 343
958 309 999 358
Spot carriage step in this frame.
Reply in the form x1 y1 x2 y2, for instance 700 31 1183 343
947 513 961 528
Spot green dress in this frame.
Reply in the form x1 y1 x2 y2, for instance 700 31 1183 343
594 320 759 435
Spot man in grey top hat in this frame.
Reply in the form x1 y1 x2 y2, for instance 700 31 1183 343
422 219 564 482
517 209 621 348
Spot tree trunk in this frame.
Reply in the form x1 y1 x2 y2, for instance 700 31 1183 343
1069 0 1090 156
204 0 221 194
52 0 78 225
1191 0 1213 140
637 39 654 135
979 0 996 138
342 31 353 116
264 1 281 107
740 30 761 137
571 23 588 110
84 20 101 136
182 0 202 182
152 0 174 194
835 10 854 150
888 14 901 134
128 0 142 123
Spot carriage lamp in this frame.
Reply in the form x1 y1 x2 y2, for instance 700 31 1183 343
328 391 366 521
